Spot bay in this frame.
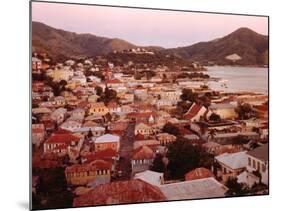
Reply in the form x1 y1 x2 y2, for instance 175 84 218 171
206 66 268 94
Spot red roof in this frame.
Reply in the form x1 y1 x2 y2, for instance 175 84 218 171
132 146 154 160
184 103 204 119
32 128 45 134
65 159 112 174
135 86 146 90
77 101 90 109
185 167 214 181
91 159 112 169
53 129 72 135
260 122 268 129
73 179 166 207
135 133 145 140
82 149 118 164
254 103 268 112
32 155 61 169
107 101 118 108
42 120 55 130
45 133 80 145
105 79 122 84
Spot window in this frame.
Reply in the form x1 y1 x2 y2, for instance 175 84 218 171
257 162 261 171
248 157 251 166
253 160 256 169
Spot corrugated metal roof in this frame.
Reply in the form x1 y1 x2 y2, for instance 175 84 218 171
160 178 227 200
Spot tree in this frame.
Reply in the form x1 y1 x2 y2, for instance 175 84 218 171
199 95 211 108
85 69 93 77
95 86 103 96
32 72 47 81
207 129 217 141
199 153 214 169
59 80 67 92
145 70 156 80
92 71 105 81
44 77 65 96
209 113 221 123
253 170 262 184
180 88 194 102
98 87 118 105
166 140 209 179
33 168 73 209
52 83 61 96
235 103 256 120
87 129 93 140
225 178 246 196
181 88 199 103
104 112 112 122
177 101 191 114
150 154 165 173
59 80 67 87
163 123 180 136
134 72 143 80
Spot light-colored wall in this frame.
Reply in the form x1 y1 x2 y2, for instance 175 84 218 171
88 106 109 115
65 169 111 186
247 155 268 185
95 141 119 152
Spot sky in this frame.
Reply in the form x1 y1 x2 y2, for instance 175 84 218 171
32 2 268 48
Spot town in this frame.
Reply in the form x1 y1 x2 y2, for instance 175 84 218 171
31 48 268 209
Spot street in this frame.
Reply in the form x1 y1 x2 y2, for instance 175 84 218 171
114 122 135 180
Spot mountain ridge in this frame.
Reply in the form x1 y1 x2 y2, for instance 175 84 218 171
163 27 268 65
32 21 268 65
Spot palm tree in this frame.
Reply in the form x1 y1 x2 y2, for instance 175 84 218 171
207 129 217 141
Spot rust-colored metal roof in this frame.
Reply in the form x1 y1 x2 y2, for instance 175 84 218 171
73 179 166 207
132 145 154 160
185 167 214 181
45 133 80 144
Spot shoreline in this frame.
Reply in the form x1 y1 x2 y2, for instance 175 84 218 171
205 65 268 68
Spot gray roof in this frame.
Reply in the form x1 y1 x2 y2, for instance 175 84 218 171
95 134 120 143
159 177 228 200
215 151 247 170
247 144 268 162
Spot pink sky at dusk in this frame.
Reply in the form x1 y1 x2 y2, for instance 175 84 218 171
32 1 268 48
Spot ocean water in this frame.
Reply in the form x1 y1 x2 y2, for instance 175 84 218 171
206 66 268 94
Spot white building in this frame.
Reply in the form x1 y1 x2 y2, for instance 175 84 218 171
60 120 82 132
134 170 164 187
50 108 67 124
94 134 120 152
215 151 248 183
240 144 268 186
